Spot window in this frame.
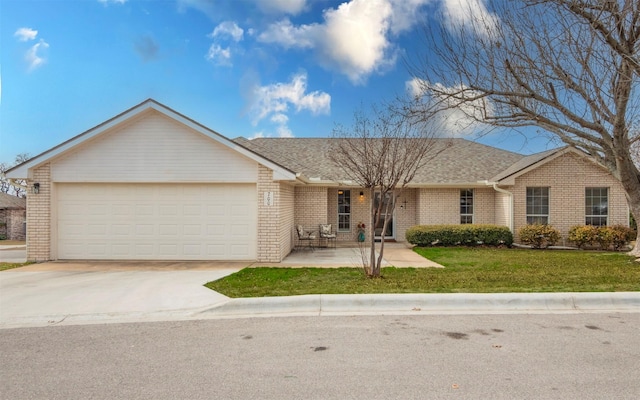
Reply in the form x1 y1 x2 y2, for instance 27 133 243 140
460 189 473 224
585 187 608 226
526 187 549 224
338 190 351 231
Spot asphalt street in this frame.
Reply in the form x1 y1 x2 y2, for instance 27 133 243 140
2 313 639 400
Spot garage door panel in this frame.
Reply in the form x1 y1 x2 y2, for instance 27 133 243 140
57 183 257 260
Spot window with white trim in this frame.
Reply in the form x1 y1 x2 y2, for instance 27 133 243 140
338 190 351 231
526 187 549 224
585 187 608 226
460 189 473 224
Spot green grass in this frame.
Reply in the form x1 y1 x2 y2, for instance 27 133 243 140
0 262 31 271
205 247 640 297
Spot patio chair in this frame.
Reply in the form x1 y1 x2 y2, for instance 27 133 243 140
319 223 337 248
296 225 316 251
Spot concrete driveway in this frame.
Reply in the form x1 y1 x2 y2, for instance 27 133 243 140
0 261 245 328
0 243 441 329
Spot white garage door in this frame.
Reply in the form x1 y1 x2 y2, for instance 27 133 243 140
56 183 257 260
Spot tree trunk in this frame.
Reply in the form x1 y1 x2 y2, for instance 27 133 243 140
616 157 640 257
627 199 640 257
369 187 377 276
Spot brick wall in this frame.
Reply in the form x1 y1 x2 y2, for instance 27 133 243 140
494 191 511 228
0 208 26 240
27 163 51 261
511 152 629 244
257 165 281 262
294 186 328 245
279 182 295 260
416 188 461 225
394 189 417 242
416 187 499 227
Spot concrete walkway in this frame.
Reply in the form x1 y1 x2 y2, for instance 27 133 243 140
260 242 443 268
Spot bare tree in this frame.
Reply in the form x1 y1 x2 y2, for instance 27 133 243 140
0 154 30 198
330 104 442 277
408 0 640 256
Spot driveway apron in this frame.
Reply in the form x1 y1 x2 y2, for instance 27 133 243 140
0 261 245 328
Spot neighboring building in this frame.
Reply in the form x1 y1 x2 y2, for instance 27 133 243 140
0 193 26 241
6 99 629 262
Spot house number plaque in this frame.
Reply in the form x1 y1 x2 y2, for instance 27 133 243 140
263 191 274 206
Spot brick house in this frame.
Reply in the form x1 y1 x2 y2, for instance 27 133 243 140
0 193 27 241
6 99 629 262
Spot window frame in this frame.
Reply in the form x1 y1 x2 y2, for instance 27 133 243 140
460 189 474 224
585 187 609 226
337 189 351 232
526 187 550 225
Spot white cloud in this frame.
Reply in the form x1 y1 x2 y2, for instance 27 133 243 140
248 72 330 138
441 0 499 37
206 44 232 66
270 113 289 124
257 0 307 15
210 21 244 42
406 77 492 136
25 39 49 72
257 0 431 84
251 72 330 123
98 0 127 5
258 19 317 49
14 27 38 42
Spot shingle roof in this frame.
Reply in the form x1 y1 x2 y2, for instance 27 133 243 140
489 147 566 182
235 137 526 185
0 193 26 209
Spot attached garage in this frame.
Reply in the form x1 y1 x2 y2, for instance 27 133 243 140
7 100 297 263
56 183 257 260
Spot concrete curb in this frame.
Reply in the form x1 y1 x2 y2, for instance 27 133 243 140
200 292 640 317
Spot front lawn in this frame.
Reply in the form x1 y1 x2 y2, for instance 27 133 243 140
0 262 31 272
206 247 640 297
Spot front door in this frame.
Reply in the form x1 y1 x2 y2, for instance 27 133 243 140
374 192 395 240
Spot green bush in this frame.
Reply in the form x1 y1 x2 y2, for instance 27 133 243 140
608 225 635 250
405 224 513 247
568 225 599 249
518 224 560 249
568 225 634 250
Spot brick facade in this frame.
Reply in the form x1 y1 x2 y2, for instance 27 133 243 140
509 152 629 244
26 163 52 261
18 141 630 262
257 165 282 263
0 208 26 241
278 182 295 261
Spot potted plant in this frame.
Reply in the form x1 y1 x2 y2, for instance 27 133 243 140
357 222 366 242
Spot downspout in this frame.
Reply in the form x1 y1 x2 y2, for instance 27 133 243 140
491 182 514 233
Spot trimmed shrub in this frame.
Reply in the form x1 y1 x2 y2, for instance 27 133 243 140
405 224 513 247
568 225 599 249
518 224 560 249
568 225 635 250
608 225 635 250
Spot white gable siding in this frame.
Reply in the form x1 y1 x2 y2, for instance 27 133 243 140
51 110 258 183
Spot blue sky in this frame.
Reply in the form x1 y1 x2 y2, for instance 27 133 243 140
0 0 558 163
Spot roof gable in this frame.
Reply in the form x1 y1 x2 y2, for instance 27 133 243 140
491 146 602 185
6 99 296 181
